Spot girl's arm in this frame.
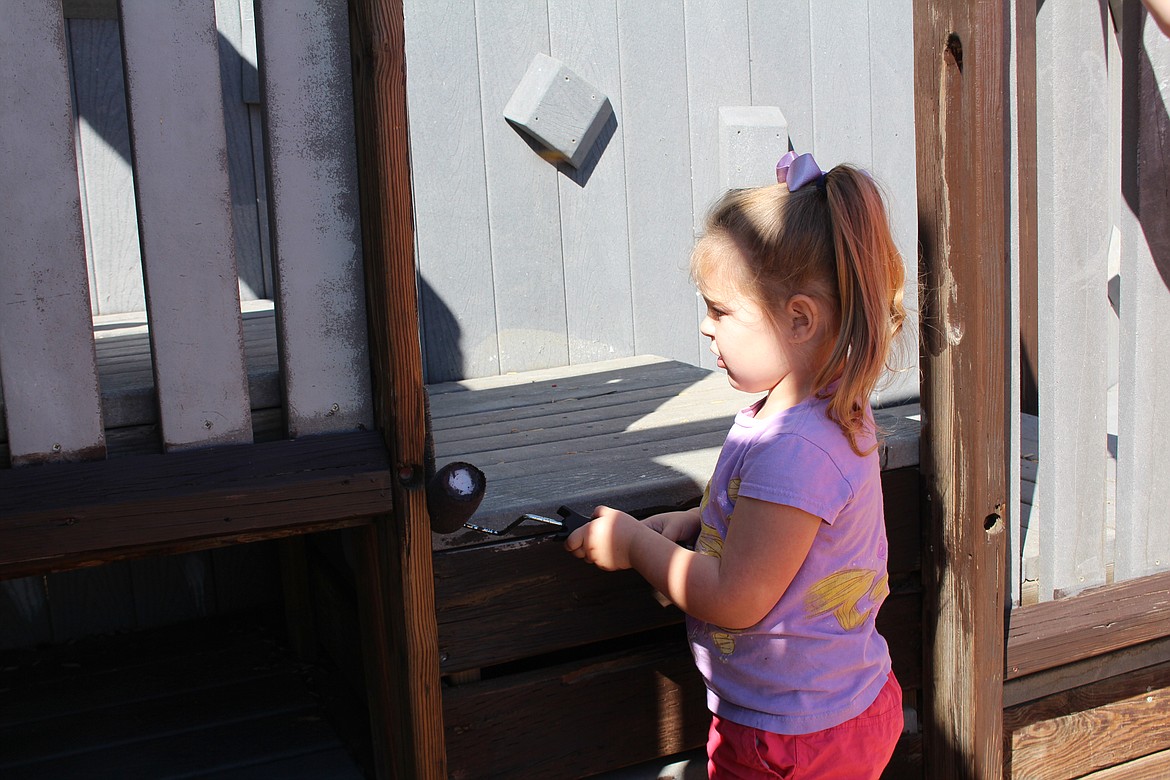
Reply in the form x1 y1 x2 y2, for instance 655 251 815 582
641 506 702 544
565 497 820 629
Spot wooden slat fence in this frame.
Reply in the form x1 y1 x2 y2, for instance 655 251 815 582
1018 1 1170 605
0 0 371 644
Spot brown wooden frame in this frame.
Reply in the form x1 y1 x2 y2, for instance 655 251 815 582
914 1 1011 776
347 1 447 777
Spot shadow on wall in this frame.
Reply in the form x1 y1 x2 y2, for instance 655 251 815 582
1122 12 1170 289
418 277 464 385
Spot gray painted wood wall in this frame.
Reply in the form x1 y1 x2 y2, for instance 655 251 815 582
403 0 921 403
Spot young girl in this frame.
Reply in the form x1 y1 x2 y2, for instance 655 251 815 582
565 152 907 779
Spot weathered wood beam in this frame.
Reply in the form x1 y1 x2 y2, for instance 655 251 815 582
0 431 391 578
347 1 446 778
913 1 1011 777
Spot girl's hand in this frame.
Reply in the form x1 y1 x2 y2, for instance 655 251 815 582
642 508 701 545
564 506 643 571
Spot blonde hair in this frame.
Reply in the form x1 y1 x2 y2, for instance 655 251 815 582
691 165 906 455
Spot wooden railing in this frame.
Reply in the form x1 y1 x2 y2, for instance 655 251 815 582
1013 0 1170 607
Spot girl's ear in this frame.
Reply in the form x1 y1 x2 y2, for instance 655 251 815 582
785 294 822 344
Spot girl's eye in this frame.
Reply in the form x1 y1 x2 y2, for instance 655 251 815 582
708 306 727 319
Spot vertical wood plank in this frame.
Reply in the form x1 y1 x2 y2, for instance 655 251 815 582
867 0 920 407
1035 0 1110 599
254 0 373 437
810 1 872 168
403 0 498 382
0 0 106 466
68 17 145 316
474 0 568 375
684 0 751 238
1016 0 1039 417
748 0 812 154
1007 0 1034 607
1116 7 1170 582
119 0 253 451
549 0 634 364
214 0 270 302
913 1 1009 775
349 1 447 777
684 0 750 369
617 0 700 365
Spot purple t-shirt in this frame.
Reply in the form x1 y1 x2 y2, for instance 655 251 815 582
687 393 892 735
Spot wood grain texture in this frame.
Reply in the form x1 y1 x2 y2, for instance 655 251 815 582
442 637 708 780
0 431 391 576
1006 569 1170 680
913 1 1010 776
119 0 253 450
0 0 106 466
349 0 446 776
254 0 373 437
1004 659 1170 779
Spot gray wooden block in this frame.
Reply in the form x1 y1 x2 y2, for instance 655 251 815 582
718 106 788 190
503 52 614 169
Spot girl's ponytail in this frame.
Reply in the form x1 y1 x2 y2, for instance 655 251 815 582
819 167 906 454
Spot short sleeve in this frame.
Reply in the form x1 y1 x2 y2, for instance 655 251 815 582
735 433 853 524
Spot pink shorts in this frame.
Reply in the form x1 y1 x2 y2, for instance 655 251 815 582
707 671 903 779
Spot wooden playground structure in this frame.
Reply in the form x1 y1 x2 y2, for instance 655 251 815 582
2 1 1168 778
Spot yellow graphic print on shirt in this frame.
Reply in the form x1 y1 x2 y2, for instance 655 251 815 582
695 477 738 558
805 569 889 631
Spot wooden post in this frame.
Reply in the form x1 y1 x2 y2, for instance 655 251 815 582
913 1 1010 777
348 1 446 778
1015 0 1039 417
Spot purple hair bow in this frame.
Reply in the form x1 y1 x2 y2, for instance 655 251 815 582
776 151 825 191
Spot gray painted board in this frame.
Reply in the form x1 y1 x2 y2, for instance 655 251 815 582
748 0 811 155
616 0 700 365
474 0 569 374
1036 0 1110 599
1115 22 1170 581
0 0 106 466
684 0 750 371
549 0 635 364
254 0 373 437
404 0 498 382
684 0 751 239
68 18 145 316
866 0 920 408
809 1 872 169
214 0 271 303
119 0 252 450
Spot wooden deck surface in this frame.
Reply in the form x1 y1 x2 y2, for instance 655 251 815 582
0 611 368 779
427 354 922 551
